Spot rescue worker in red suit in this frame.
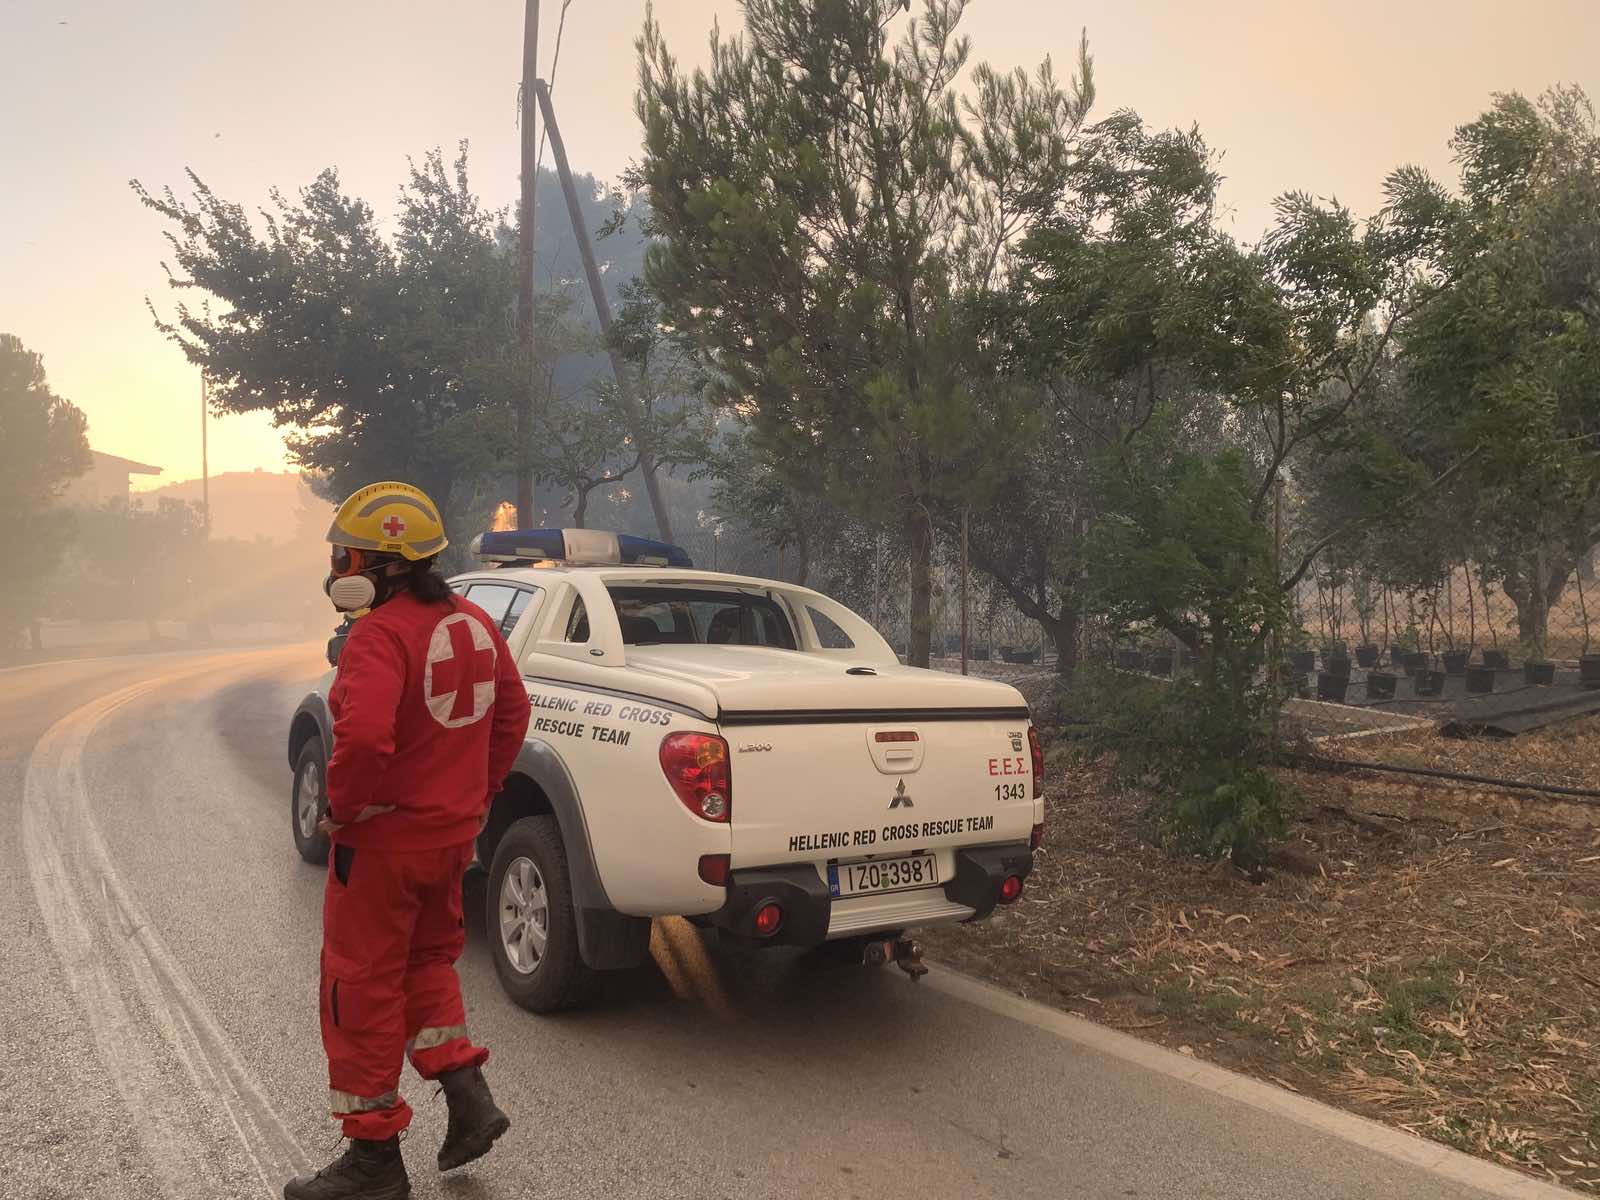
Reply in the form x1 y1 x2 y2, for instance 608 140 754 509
285 482 532 1200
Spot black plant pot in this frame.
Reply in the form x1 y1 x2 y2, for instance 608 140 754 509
1524 660 1556 686
1317 672 1350 703
1115 649 1143 671
1290 650 1316 673
1442 650 1470 676
1149 652 1174 677
1355 645 1380 668
1324 654 1352 679
1390 645 1408 667
1366 671 1397 701
1481 649 1510 671
1465 665 1496 695
1413 669 1446 697
1403 651 1429 677
1582 654 1600 690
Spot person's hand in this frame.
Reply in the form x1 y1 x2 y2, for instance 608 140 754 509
318 805 394 837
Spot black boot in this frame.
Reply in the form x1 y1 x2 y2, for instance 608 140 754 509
437 1066 510 1171
283 1136 410 1200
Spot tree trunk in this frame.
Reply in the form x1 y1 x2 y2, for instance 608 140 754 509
1039 609 1079 676
1504 548 1577 659
905 503 933 667
793 524 810 588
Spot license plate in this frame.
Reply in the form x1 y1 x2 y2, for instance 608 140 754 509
827 854 939 898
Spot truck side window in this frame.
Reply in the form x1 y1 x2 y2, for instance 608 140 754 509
462 583 518 629
502 588 535 636
564 596 590 643
807 607 855 649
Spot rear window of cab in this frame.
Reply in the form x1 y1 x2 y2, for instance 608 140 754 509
607 586 797 650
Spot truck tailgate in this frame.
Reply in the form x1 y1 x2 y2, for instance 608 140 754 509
723 713 1038 867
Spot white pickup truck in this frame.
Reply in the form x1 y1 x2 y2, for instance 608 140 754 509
288 529 1042 1012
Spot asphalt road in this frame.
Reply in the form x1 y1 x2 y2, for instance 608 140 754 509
0 647 1573 1200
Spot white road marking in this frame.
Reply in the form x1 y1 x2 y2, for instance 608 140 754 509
22 663 309 1199
926 967 1575 1200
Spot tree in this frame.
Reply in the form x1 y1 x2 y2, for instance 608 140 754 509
1387 88 1600 656
137 148 544 557
632 0 1091 665
0 334 90 657
56 498 207 641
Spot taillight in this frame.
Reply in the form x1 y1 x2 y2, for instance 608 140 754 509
753 902 784 936
698 853 731 886
999 874 1024 904
1030 823 1045 851
659 732 732 822
1027 726 1044 799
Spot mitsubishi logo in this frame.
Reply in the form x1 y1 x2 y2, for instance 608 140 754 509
889 779 913 809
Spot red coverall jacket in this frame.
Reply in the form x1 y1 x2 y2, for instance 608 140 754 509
326 590 530 848
318 589 532 1139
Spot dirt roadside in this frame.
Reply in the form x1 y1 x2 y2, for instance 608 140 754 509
922 717 1600 1194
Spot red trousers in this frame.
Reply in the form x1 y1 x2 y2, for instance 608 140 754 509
320 840 489 1140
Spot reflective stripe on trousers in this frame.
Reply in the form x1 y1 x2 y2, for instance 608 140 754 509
330 1088 400 1115
408 1023 469 1053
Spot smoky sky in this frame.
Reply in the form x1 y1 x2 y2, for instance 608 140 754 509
2 0 1594 485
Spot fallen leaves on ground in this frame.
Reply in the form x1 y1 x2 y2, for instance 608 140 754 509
921 746 1600 1194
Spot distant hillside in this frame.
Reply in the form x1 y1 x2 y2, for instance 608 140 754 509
143 469 329 546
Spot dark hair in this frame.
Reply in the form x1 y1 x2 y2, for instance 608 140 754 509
406 556 454 605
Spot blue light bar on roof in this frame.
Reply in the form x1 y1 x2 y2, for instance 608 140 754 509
471 528 694 569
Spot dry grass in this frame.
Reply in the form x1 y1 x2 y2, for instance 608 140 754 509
922 738 1600 1193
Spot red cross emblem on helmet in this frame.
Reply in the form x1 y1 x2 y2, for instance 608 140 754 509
382 514 407 539
424 614 498 728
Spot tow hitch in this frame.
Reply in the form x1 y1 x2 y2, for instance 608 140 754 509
864 936 928 981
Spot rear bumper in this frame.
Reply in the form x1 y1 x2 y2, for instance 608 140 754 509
706 842 1034 947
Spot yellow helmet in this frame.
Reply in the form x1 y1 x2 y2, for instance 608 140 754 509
326 481 448 563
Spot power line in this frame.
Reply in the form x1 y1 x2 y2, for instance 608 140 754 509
535 0 574 176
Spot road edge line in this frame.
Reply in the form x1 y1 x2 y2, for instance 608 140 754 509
924 965 1576 1200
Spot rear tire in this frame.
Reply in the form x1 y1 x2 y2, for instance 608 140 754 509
486 815 597 1013
290 740 331 866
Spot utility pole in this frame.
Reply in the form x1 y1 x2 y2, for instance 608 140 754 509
200 373 211 536
534 78 676 544
196 372 212 643
515 0 541 528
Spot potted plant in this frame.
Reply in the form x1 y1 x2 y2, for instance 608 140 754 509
1481 649 1510 670
1413 669 1446 697
1317 672 1351 703
1403 651 1429 677
1465 664 1496 694
1523 630 1554 685
1442 648 1469 676
1323 652 1352 679
1352 574 1381 668
1366 671 1398 700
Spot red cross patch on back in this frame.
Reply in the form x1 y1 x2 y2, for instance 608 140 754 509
423 613 497 728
